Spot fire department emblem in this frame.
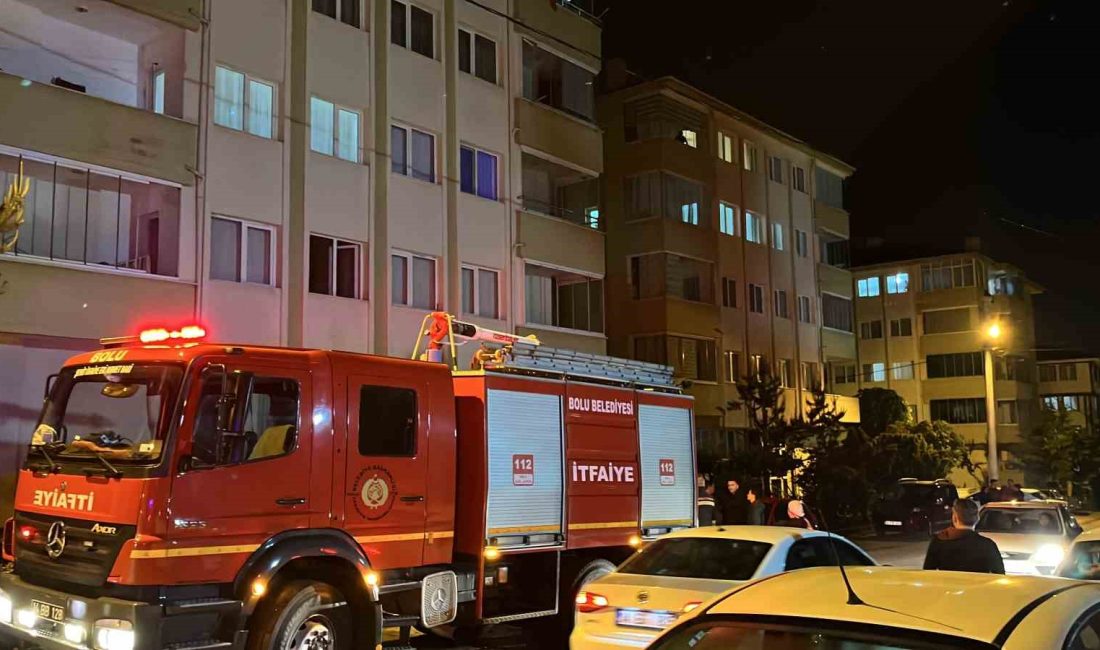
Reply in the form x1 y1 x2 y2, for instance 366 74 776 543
353 466 397 520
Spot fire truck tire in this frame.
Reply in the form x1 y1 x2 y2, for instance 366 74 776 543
247 580 353 650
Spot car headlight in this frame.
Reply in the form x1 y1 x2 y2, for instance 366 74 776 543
1032 544 1065 566
0 594 11 624
94 619 135 650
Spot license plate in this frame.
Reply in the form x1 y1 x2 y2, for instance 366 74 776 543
31 599 64 623
884 520 903 526
615 608 677 629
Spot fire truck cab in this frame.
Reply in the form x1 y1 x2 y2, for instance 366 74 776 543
0 318 695 649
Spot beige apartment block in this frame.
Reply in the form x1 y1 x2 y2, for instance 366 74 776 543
597 74 860 463
851 253 1042 488
1037 356 1100 433
0 0 605 509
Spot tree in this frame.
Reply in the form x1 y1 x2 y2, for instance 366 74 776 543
1021 407 1100 496
857 387 909 435
869 420 974 490
0 162 31 294
720 366 808 489
798 385 873 526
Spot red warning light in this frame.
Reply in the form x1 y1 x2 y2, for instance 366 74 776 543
139 325 207 344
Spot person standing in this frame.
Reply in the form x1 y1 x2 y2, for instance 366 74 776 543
746 488 766 525
923 499 1005 574
777 500 815 529
716 478 748 525
697 478 716 526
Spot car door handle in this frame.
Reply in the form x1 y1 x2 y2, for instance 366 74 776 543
400 495 424 503
276 497 307 507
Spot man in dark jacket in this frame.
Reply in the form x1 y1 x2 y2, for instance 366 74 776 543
924 498 1005 574
716 478 748 525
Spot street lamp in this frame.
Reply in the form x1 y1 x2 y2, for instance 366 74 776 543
983 321 1004 482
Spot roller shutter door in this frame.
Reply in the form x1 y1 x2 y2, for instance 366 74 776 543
638 404 694 529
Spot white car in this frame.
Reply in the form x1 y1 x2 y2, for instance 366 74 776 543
976 501 1083 575
569 525 875 649
646 566 1100 650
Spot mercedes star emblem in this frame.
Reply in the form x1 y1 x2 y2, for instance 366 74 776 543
45 521 66 560
430 588 448 611
636 590 649 604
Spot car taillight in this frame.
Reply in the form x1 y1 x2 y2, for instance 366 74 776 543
575 590 610 613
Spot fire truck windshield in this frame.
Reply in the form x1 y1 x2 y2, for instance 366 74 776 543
29 363 183 464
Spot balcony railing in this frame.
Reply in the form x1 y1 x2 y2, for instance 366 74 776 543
554 0 603 25
519 195 601 230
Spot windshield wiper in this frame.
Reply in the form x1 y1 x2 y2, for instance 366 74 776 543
83 450 124 479
25 444 62 474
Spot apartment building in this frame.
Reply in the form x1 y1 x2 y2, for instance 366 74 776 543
598 74 860 465
1037 354 1100 433
0 0 605 508
851 253 1042 486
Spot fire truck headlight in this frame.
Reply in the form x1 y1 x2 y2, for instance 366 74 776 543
0 594 11 624
63 621 86 643
94 619 135 650
15 608 36 629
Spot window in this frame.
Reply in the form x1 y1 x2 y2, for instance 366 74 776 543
862 362 886 383
767 156 784 183
926 352 984 379
745 211 764 244
859 320 883 340
821 294 853 332
311 97 360 162
996 356 1020 381
391 124 435 181
459 145 498 200
892 361 914 380
391 251 436 308
930 398 986 424
773 290 789 318
823 238 850 268
1 151 182 277
308 235 361 299
742 141 758 172
633 336 716 381
617 537 771 582
833 364 857 384
886 272 909 294
1061 363 1078 381
749 354 765 378
192 374 300 466
1039 364 1058 382
458 29 497 84
802 362 819 389
210 216 274 285
723 351 740 383
889 318 913 337
795 229 809 257
997 400 1018 425
920 258 976 291
526 264 603 332
152 70 165 115
776 359 792 388
815 167 844 209
679 129 698 148
792 166 807 193
358 386 417 456
522 40 595 121
721 277 737 308
215 66 276 139
771 222 784 250
624 172 705 225
313 0 360 27
392 1 434 58
719 202 738 236
797 295 813 323
857 276 880 297
461 265 499 318
785 538 872 571
717 131 734 163
922 307 972 334
629 253 714 303
748 284 764 314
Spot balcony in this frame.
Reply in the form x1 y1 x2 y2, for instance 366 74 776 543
815 201 850 239
513 1 601 69
515 98 603 173
520 152 601 229
818 262 852 298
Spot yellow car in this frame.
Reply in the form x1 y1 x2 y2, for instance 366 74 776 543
647 566 1100 649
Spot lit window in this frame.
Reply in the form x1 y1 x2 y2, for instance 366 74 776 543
461 265 500 318
718 131 734 163
215 66 275 139
680 129 698 148
886 272 909 294
391 251 437 308
309 234 362 299
681 201 699 225
719 202 737 236
723 350 740 383
745 211 765 244
152 70 165 114
460 145 499 200
210 216 275 286
857 277 881 297
585 207 600 229
742 141 758 172
863 362 886 383
771 222 784 251
892 361 914 380
391 124 435 181
311 97 360 162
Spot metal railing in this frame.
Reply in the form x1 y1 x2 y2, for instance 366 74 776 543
519 196 602 230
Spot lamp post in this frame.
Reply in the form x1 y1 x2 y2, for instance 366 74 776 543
984 322 1003 481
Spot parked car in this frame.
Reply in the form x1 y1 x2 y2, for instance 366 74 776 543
976 500 1083 575
1020 487 1069 506
645 566 1100 650
1057 527 1100 580
569 526 875 649
871 478 958 536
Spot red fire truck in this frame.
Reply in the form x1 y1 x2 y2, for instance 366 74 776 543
0 314 695 649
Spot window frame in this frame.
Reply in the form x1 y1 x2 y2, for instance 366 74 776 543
308 233 363 299
312 0 362 28
771 222 784 251
391 250 438 309
209 215 276 286
458 27 499 84
391 123 437 182
152 69 166 115
891 361 915 381
459 143 500 200
857 276 881 297
310 96 361 162
747 283 765 314
863 362 886 383
719 202 738 236
214 64 277 140
745 211 765 245
767 156 784 184
460 263 501 319
797 295 813 323
773 289 789 319
742 140 758 172
723 350 740 383
717 131 735 163
721 277 738 309
885 271 910 294
792 165 807 193
392 0 436 59
191 372 302 467
889 317 913 337
795 229 809 257
357 385 418 457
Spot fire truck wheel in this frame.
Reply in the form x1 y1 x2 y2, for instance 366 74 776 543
248 580 352 650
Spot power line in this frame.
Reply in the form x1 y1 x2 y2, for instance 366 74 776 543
463 0 602 63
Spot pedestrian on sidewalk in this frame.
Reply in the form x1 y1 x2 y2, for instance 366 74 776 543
746 487 766 525
923 498 1005 574
697 476 716 526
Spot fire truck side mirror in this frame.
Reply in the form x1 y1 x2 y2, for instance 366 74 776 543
43 373 58 400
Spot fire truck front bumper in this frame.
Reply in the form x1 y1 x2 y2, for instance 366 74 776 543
0 572 163 650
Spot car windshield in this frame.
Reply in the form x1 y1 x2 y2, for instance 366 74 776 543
617 537 771 581
1059 541 1100 580
977 508 1063 535
885 484 935 504
653 620 989 650
30 363 183 463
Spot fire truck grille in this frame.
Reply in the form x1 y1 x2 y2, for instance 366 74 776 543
420 571 458 628
13 511 136 588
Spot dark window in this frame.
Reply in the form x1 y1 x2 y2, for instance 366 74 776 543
617 537 771 582
930 398 986 424
859 320 883 340
722 277 737 308
410 5 434 58
459 29 497 84
926 352 984 379
890 318 913 337
522 40 595 121
821 294 852 332
309 235 360 299
823 239 850 268
785 538 872 571
313 0 335 18
815 167 844 209
193 375 300 466
313 0 358 27
358 386 417 456
390 125 407 174
458 29 471 73
922 307 972 334
390 0 407 47
459 146 498 200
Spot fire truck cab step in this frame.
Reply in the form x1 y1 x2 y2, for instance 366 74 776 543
381 613 420 628
163 597 242 617
164 641 233 650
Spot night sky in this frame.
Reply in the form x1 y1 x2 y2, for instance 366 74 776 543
602 0 1100 354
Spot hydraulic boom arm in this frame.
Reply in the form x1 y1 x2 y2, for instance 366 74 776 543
412 311 539 369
